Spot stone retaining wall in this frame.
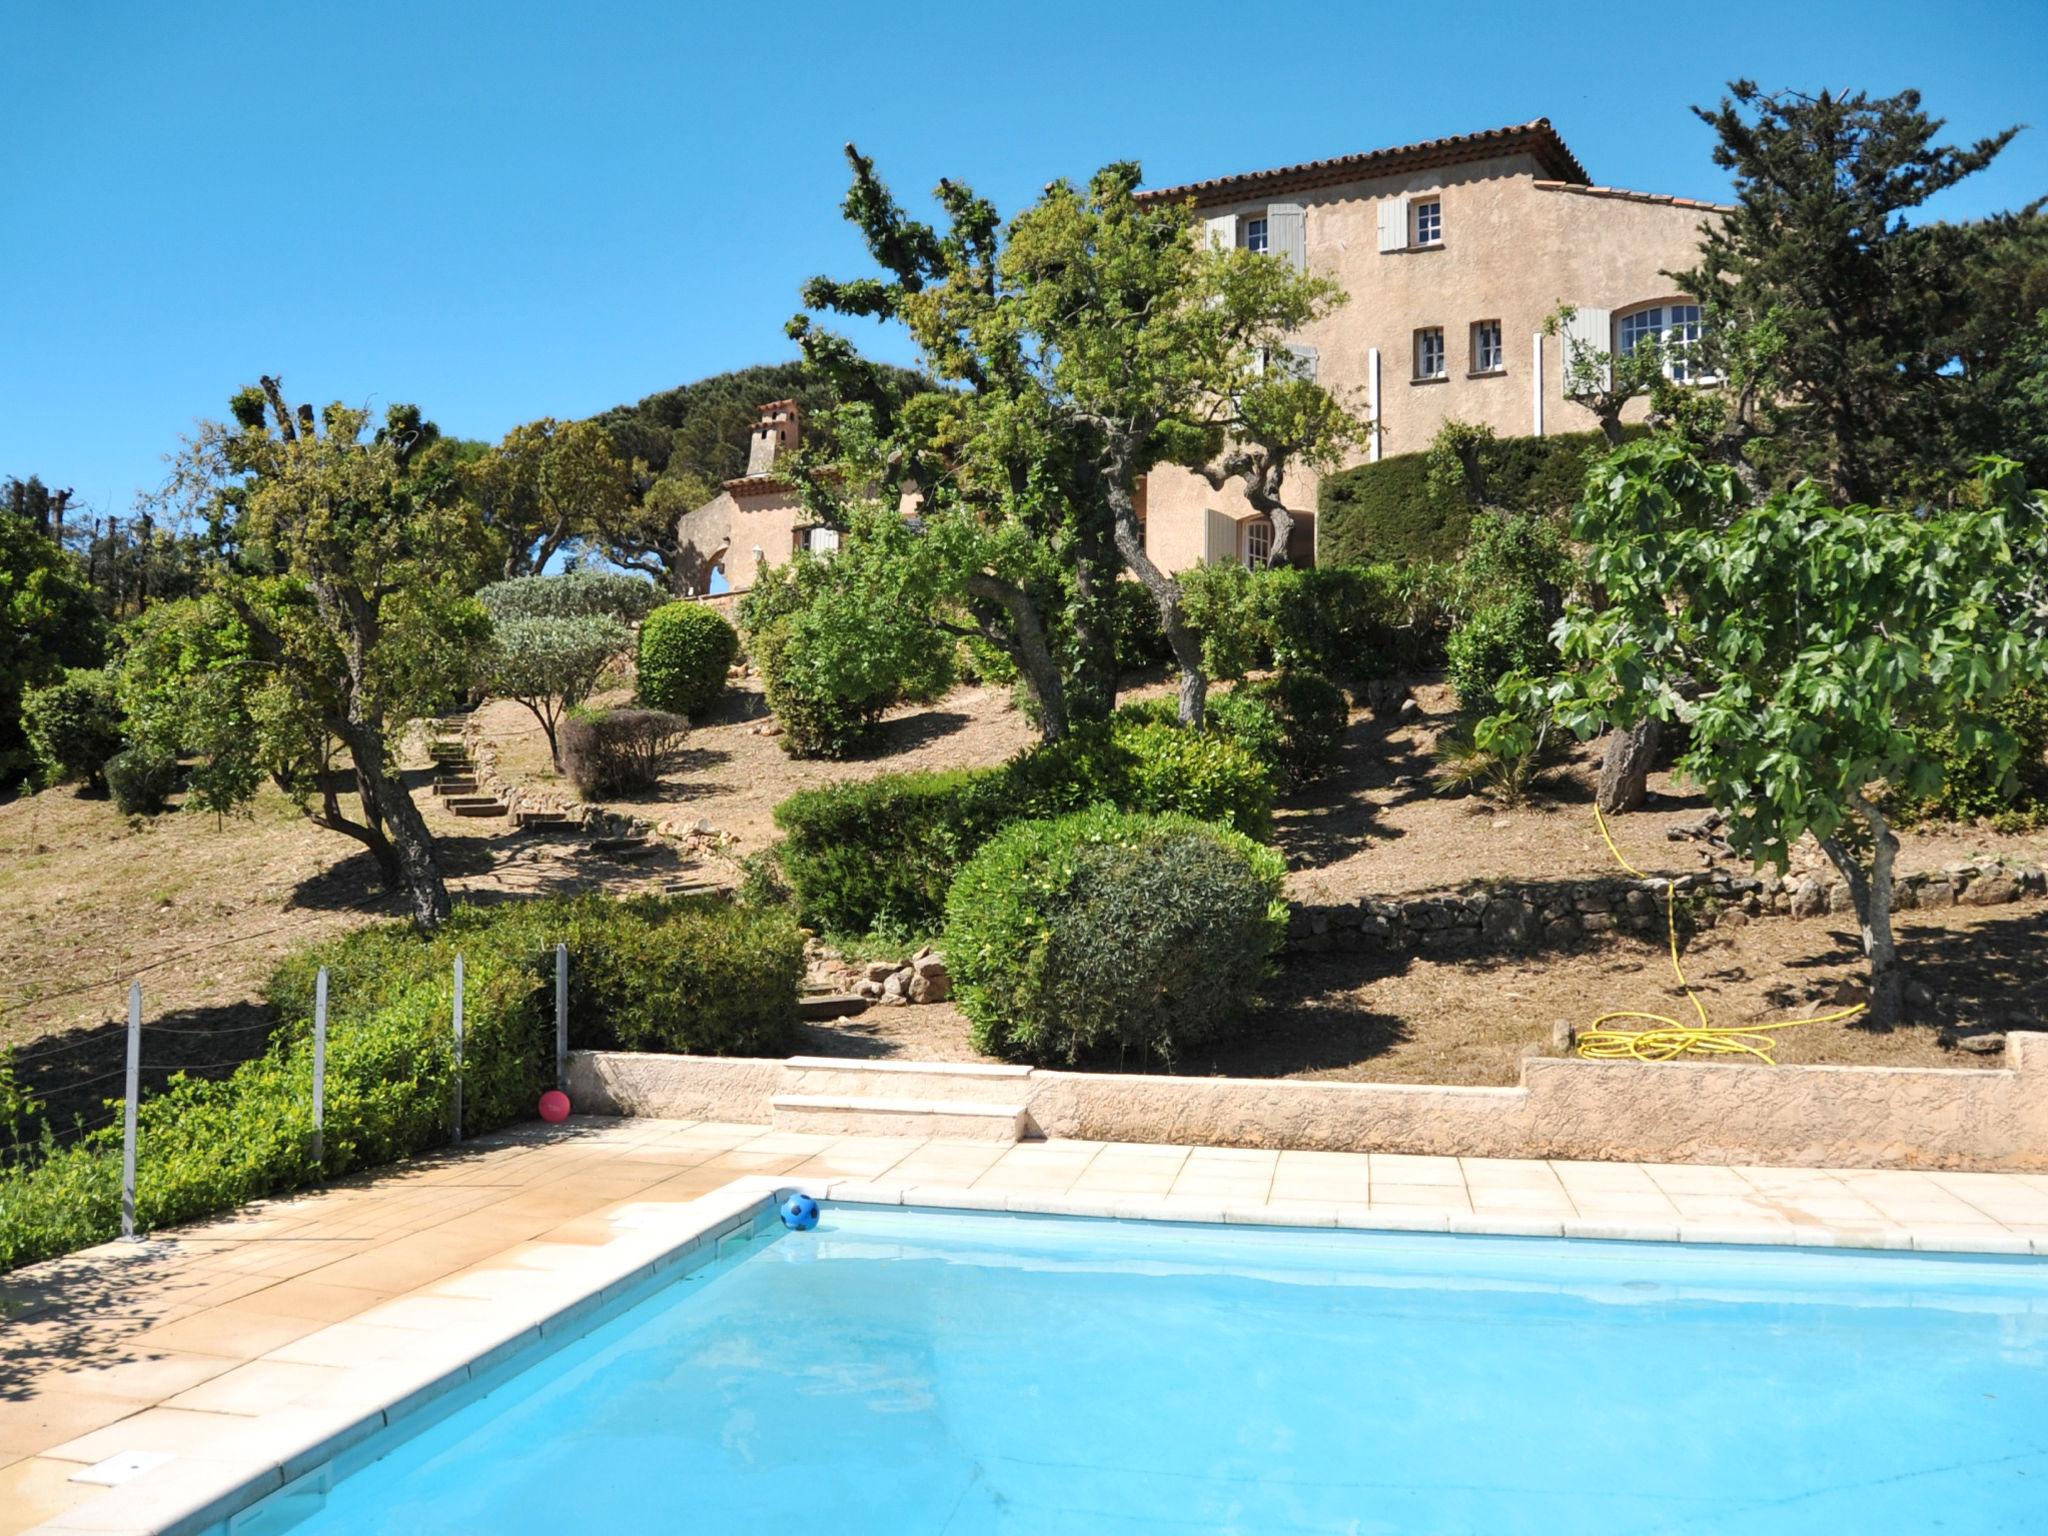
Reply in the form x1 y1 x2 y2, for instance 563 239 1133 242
1287 857 2046 956
569 1031 2048 1172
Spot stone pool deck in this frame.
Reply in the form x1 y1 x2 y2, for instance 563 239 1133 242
4 1117 2048 1533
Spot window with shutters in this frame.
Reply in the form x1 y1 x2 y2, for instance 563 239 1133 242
1616 302 1706 381
1242 517 1273 569
1243 216 1269 254
1413 199 1442 246
1414 327 1447 381
1470 320 1504 374
805 527 841 556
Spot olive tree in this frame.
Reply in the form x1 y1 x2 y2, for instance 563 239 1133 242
1491 443 2048 1026
479 613 631 769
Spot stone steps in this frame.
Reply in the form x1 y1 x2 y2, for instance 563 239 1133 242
796 994 871 1022
770 1092 1029 1142
515 810 575 830
783 1056 1034 1104
431 777 479 797
446 798 509 818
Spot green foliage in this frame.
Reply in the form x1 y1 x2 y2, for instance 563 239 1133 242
1678 83 2023 503
482 613 633 766
1217 672 1349 785
477 571 659 624
772 716 1275 938
110 595 263 819
772 769 1017 939
21 668 123 791
739 514 955 757
1 893 800 1272
1497 445 2048 871
463 417 630 579
559 708 690 799
1111 579 1173 669
1894 686 2048 828
1319 428 1623 567
1447 593 1555 719
104 744 177 815
1180 561 1453 681
943 807 1287 1067
636 601 739 717
1 504 105 786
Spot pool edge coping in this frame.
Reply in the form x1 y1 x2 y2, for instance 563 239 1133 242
30 1173 2048 1535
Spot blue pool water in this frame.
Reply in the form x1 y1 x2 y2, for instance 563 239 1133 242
259 1207 2048 1534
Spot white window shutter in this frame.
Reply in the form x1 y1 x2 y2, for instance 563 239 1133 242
1282 343 1319 381
1561 306 1612 394
1205 509 1237 564
1204 213 1238 251
1377 198 1408 252
1267 202 1306 271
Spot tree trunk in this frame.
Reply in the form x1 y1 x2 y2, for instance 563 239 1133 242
1104 480 1207 726
1068 529 1119 723
1819 792 1903 1029
966 574 1067 743
337 718 451 932
1595 718 1662 814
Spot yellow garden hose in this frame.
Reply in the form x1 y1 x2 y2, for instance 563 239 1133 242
1574 804 1866 1063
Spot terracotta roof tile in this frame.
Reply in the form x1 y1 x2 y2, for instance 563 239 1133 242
1532 179 1737 214
1137 119 1592 205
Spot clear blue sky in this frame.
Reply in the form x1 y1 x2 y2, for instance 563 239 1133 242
4 0 2044 522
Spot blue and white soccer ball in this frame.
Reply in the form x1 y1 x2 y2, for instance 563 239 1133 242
780 1193 820 1231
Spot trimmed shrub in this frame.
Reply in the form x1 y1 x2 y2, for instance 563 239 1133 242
772 717 1274 938
1320 427 1634 567
751 617 883 759
943 807 1287 1067
1447 592 1553 719
637 601 738 717
773 769 1016 939
1214 672 1349 785
104 745 177 815
1 893 800 1273
21 668 122 792
559 708 689 798
1111 579 1173 669
477 571 661 624
1182 562 1456 683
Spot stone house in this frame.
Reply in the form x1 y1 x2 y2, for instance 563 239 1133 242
1135 117 1732 572
681 119 1730 592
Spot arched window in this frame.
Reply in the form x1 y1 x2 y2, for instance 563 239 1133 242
1616 301 1706 382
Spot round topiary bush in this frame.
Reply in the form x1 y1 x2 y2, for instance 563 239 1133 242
1218 671 1350 785
943 806 1287 1067
104 745 177 815
637 602 739 718
21 668 123 792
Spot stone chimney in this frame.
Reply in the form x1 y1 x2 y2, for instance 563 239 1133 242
743 399 802 476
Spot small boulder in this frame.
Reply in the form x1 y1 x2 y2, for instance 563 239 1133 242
1790 878 1829 919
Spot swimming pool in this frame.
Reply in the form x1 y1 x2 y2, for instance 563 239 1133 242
235 1203 2048 1534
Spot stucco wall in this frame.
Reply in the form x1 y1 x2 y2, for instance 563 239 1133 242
716 485 805 595
1143 154 1722 573
569 1032 2048 1172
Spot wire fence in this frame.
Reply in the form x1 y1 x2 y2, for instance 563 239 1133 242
2 945 574 1239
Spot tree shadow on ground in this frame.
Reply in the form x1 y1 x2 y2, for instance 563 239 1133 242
4 999 285 1165
608 748 737 805
1270 709 1421 871
856 709 973 757
1769 908 2048 1037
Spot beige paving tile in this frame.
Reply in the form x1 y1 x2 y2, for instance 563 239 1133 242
0 1454 102 1533
1368 1183 1472 1212
1640 1163 1753 1196
0 1395 142 1465
163 1359 350 1417
1459 1158 1566 1189
21 1351 241 1407
1469 1185 1577 1215
1369 1154 1464 1188
124 1308 327 1363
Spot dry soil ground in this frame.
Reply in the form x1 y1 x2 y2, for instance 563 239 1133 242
5 673 2044 1126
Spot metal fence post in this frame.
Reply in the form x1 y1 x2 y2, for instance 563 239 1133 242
120 982 141 1241
312 966 328 1168
555 943 568 1092
452 954 465 1145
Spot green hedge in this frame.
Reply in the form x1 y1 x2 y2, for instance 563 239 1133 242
1319 427 1632 566
1180 561 1456 681
943 807 1287 1067
773 717 1275 939
637 601 738 717
0 893 802 1273
1212 672 1350 785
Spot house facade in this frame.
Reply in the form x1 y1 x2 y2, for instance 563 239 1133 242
681 120 1729 592
1134 118 1732 572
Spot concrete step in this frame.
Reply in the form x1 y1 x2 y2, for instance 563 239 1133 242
770 1093 1029 1142
782 1056 1034 1105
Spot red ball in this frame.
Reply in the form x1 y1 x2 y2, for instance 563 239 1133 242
538 1090 571 1124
